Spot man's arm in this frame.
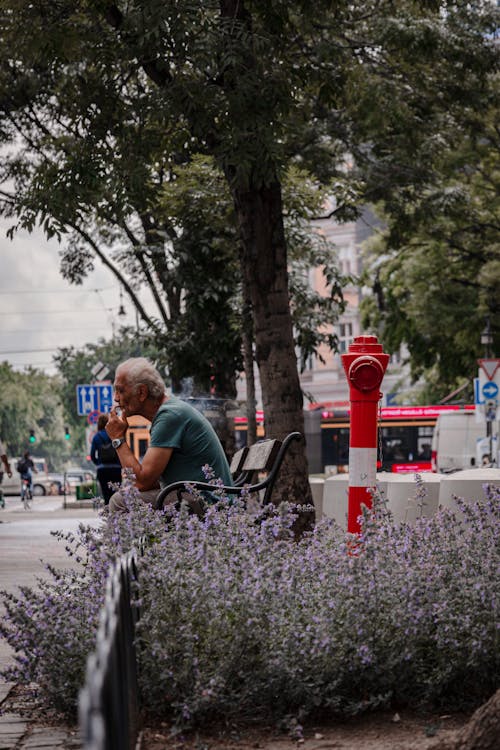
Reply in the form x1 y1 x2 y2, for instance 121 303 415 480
106 408 173 490
114 442 173 491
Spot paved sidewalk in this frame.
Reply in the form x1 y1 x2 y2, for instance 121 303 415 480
0 682 80 750
0 503 102 749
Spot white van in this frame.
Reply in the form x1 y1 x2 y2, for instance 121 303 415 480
431 412 487 473
0 456 52 496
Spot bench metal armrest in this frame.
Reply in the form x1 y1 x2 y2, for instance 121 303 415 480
260 431 302 503
156 480 247 510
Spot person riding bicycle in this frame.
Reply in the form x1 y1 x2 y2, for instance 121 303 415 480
17 451 37 496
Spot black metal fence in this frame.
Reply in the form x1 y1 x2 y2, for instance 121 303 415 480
79 550 141 750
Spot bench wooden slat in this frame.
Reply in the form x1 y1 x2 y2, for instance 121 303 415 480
241 439 281 472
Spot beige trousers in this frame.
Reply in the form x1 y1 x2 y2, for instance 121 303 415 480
108 487 161 513
108 487 205 517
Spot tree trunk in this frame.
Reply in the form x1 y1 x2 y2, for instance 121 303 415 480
435 689 500 750
232 177 314 529
242 294 257 447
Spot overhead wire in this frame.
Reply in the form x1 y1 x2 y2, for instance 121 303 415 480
0 286 115 295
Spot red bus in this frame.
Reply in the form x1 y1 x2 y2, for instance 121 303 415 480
314 403 475 474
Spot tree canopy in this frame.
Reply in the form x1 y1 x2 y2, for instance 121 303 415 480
0 0 497 501
0 361 68 462
360 75 499 402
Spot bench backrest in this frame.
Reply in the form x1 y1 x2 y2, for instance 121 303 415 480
233 433 302 503
230 439 281 487
155 432 303 510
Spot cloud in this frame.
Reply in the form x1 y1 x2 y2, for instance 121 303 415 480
0 221 132 374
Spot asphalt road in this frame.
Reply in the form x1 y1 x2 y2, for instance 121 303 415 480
0 496 103 671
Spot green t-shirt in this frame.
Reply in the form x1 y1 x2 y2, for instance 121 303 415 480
150 396 233 488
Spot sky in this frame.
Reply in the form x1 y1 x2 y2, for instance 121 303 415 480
0 217 139 376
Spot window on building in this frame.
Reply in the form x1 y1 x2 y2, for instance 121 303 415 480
337 322 354 352
338 246 356 276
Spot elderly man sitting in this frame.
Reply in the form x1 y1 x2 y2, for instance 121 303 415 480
105 357 232 513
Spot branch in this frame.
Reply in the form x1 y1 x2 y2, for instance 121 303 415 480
67 221 161 334
119 219 171 328
105 3 172 87
0 188 15 203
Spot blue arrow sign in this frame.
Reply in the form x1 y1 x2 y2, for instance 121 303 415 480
76 384 115 415
482 381 499 400
77 385 97 415
98 385 114 413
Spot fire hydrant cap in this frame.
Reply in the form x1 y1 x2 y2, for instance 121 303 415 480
349 356 385 392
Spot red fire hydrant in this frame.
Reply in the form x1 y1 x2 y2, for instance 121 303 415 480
341 335 389 534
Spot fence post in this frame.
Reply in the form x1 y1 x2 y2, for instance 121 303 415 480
79 550 140 750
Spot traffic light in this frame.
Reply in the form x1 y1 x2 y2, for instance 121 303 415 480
29 429 36 444
64 426 71 441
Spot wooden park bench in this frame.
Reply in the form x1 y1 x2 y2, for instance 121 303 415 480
155 431 303 510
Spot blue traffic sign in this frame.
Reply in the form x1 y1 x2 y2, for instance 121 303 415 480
474 378 483 405
76 384 115 416
482 381 499 400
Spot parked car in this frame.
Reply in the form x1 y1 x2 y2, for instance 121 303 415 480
47 467 96 494
65 467 96 485
1 457 59 496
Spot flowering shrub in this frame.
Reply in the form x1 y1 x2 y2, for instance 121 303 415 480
137 485 500 725
0 471 161 715
1 475 499 727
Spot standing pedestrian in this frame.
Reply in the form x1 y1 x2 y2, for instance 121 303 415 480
90 414 122 505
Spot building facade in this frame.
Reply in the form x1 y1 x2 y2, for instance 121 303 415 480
236 206 409 411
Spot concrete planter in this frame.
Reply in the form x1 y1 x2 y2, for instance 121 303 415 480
308 476 325 520
438 468 500 511
321 471 452 529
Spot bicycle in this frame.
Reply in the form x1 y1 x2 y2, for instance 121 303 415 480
21 477 33 510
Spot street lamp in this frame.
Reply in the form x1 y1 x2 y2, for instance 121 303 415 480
481 318 493 358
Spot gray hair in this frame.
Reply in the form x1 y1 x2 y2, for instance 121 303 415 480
116 358 166 400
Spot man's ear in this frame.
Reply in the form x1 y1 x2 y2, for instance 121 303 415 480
137 384 149 402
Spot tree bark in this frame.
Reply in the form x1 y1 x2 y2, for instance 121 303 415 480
232 177 314 528
242 293 257 447
435 689 500 750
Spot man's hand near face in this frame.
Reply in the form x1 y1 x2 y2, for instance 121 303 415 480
105 408 129 440
105 408 173 492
